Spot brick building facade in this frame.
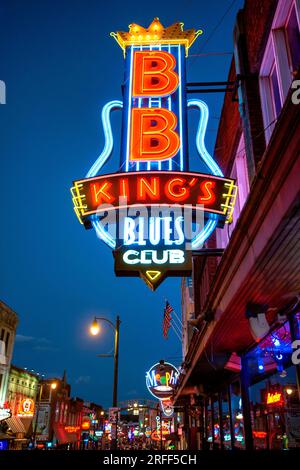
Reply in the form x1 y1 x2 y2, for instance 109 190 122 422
176 0 300 451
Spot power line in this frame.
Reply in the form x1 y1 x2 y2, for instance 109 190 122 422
190 0 238 67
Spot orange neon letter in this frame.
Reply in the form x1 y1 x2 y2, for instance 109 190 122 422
92 181 115 205
119 178 130 202
130 108 180 161
137 177 160 201
165 178 189 202
132 51 179 97
198 181 216 205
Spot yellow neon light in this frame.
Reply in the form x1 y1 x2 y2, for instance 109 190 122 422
70 183 87 224
110 18 203 57
146 270 162 282
221 182 238 224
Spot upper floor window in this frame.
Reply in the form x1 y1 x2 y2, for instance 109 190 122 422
260 0 300 143
216 133 250 249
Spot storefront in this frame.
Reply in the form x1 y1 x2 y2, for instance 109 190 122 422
199 312 300 450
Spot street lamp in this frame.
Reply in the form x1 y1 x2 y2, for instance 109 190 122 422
32 381 57 448
89 315 121 449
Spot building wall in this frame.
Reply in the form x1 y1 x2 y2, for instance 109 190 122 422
181 277 195 358
194 0 300 319
6 365 39 416
0 301 19 406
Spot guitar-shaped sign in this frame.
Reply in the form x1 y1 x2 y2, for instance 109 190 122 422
71 19 237 290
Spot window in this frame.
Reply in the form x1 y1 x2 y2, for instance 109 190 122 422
5 332 10 355
216 133 250 249
260 0 300 143
286 5 300 73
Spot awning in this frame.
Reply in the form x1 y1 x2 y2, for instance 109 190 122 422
53 423 80 444
5 417 26 434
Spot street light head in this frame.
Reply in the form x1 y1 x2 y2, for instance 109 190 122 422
133 402 138 408
51 382 57 390
90 318 100 336
286 387 293 395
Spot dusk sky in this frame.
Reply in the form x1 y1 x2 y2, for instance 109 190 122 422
1 0 243 408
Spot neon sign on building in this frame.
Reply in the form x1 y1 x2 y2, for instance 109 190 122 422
17 398 35 417
71 18 237 290
146 360 179 417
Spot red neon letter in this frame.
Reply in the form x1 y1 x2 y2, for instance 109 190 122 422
119 178 130 202
198 181 216 205
165 178 189 202
130 108 180 162
91 181 115 205
132 51 179 97
137 177 160 201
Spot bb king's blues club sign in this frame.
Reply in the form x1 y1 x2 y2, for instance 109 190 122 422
71 19 237 290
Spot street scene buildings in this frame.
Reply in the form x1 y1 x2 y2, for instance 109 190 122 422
1 0 300 454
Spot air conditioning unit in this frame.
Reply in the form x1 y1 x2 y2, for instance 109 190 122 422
246 303 270 341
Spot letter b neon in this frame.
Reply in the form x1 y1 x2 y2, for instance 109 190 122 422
130 108 180 161
132 51 179 97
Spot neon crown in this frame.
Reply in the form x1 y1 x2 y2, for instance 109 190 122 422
110 17 203 56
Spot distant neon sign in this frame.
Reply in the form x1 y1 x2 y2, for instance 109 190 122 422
64 426 80 433
81 420 90 430
17 398 35 417
71 18 237 290
0 406 12 422
266 391 283 406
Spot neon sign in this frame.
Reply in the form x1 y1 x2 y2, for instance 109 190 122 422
266 391 283 406
71 18 237 290
64 426 80 433
151 416 170 441
81 420 90 430
0 406 12 422
146 361 179 402
17 398 35 417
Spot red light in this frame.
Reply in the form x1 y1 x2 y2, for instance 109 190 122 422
132 51 179 97
130 108 180 162
198 181 216 205
137 177 160 201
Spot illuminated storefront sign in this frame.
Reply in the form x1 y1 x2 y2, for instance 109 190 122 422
0 406 12 421
81 419 91 430
71 18 237 290
17 398 35 417
266 391 283 406
146 361 179 402
64 426 80 433
151 416 170 441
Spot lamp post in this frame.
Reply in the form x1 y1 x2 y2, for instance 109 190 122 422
32 381 57 448
90 315 121 449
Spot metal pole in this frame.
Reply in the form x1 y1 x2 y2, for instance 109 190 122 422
32 383 43 448
111 316 120 450
113 316 120 407
240 355 254 450
160 409 163 451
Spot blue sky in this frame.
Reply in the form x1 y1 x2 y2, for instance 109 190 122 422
0 0 243 407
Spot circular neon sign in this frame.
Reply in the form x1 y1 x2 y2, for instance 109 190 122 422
145 361 179 401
